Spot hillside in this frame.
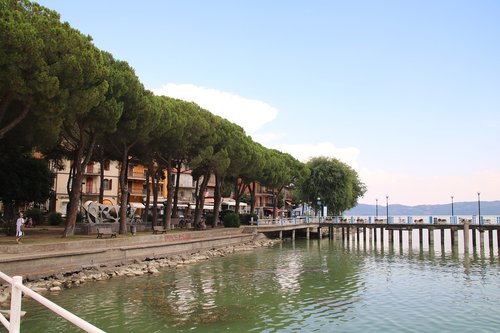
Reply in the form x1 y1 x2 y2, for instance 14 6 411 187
345 201 500 216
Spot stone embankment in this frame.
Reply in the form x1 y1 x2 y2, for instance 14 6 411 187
0 237 280 306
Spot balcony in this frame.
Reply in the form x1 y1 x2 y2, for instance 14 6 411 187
83 166 101 175
129 188 147 197
127 171 146 180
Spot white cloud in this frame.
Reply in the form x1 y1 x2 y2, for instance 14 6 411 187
270 142 361 168
151 83 278 133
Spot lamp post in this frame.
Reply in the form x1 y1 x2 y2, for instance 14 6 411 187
386 195 389 224
317 197 321 219
477 192 481 224
376 198 378 217
451 196 454 216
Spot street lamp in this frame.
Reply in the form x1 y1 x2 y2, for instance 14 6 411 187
477 192 481 224
386 195 389 224
376 198 378 217
317 197 321 218
451 195 454 216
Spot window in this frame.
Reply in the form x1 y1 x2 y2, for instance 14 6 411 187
103 179 112 190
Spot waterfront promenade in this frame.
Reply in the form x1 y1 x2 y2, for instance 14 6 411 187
0 227 254 279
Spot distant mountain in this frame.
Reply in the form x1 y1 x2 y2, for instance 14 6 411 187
345 201 500 216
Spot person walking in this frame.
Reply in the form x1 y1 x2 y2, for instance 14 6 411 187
16 212 25 244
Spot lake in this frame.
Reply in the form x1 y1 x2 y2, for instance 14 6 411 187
19 235 500 332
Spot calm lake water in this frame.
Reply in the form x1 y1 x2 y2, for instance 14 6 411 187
20 235 500 332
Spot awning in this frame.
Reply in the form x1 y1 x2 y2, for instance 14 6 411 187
129 202 145 209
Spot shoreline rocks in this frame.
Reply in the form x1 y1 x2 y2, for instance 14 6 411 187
0 237 281 307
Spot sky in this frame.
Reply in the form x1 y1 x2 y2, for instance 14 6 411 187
37 0 500 206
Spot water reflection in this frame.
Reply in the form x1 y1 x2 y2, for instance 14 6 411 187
19 236 500 333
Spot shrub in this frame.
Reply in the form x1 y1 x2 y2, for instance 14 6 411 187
239 213 258 225
76 211 84 223
48 212 63 226
204 213 214 227
25 208 44 226
223 212 240 228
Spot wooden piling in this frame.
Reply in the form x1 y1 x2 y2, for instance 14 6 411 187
464 221 470 253
472 228 477 248
357 227 360 244
374 227 377 243
479 230 485 250
428 227 434 246
419 228 423 245
399 229 403 247
488 230 493 250
408 228 413 247
441 229 445 249
306 227 310 240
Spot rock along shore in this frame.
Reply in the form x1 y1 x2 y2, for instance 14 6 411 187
0 236 281 306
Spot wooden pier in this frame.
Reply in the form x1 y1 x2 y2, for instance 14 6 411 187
253 217 500 253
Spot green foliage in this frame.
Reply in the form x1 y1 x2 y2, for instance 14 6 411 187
298 157 367 215
25 208 44 225
48 212 63 226
0 147 54 209
223 212 240 228
204 213 214 226
239 213 258 225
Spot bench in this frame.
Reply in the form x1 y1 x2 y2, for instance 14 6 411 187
152 226 167 234
97 227 117 239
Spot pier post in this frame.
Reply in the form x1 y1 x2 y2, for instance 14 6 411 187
399 229 403 248
363 226 367 244
388 229 394 244
497 229 500 254
292 229 295 240
479 229 485 250
441 229 445 249
472 228 477 248
279 230 283 240
380 227 384 244
347 226 350 242
408 228 413 247
451 227 458 247
428 227 434 247
356 227 360 244
306 227 310 240
419 228 423 246
488 230 493 250
341 226 345 242
464 221 470 253
374 227 377 243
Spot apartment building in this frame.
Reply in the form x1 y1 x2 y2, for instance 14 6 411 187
51 160 120 216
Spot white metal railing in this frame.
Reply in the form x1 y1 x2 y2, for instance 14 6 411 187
255 215 500 226
0 271 105 333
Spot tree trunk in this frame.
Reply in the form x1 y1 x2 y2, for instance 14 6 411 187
118 147 129 234
63 134 95 237
151 169 159 226
194 172 210 227
172 160 182 218
98 159 105 204
249 181 256 214
233 179 247 216
272 189 279 219
143 158 153 222
163 158 173 229
212 175 223 227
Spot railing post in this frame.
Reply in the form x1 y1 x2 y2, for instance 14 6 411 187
10 276 22 333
